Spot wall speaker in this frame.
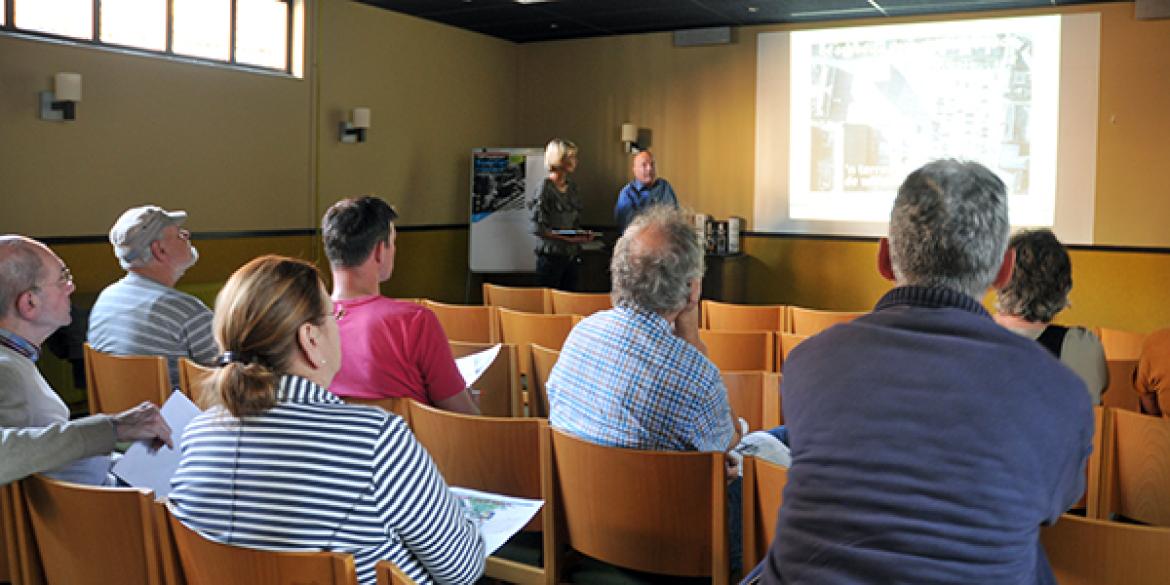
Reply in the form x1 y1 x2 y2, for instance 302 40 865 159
1136 0 1170 19
673 27 732 47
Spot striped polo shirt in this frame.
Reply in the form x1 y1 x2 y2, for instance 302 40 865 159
87 272 218 385
169 375 485 585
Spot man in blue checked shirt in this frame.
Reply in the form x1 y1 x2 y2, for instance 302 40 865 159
547 204 743 573
548 204 740 457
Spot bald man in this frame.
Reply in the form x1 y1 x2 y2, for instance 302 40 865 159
0 235 171 485
614 150 679 233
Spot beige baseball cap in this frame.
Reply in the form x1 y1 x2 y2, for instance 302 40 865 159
109 205 187 269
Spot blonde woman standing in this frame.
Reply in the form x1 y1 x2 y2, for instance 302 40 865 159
531 138 594 289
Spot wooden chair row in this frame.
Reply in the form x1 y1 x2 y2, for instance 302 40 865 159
1 474 415 585
1088 407 1170 527
701 300 865 336
481 283 611 317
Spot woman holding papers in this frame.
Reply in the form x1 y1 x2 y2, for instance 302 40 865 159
169 255 484 585
530 138 596 290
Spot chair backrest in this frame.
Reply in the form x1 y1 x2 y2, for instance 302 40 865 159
84 343 171 414
167 505 356 585
698 330 776 373
1102 359 1141 412
482 283 550 313
407 401 556 583
21 474 166 585
550 429 728 582
1042 514 1170 585
342 397 413 426
548 290 611 317
449 341 522 417
530 344 560 418
2 481 41 585
1097 327 1147 361
742 456 788 571
776 333 809 369
1100 408 1170 526
787 307 865 336
424 300 498 343
720 371 782 431
375 560 418 585
701 300 786 332
178 358 215 405
497 308 574 378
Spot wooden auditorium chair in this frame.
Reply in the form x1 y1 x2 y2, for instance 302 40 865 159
166 504 356 585
529 344 560 419
1096 327 1146 361
1097 408 1170 527
177 358 215 404
787 307 865 336
342 396 414 425
548 290 611 317
423 300 499 343
408 401 556 584
776 332 809 369
19 475 171 585
482 283 551 314
83 343 170 414
375 560 418 585
450 340 523 417
496 308 574 379
742 456 789 570
1042 514 1170 585
551 429 731 584
1101 359 1141 413
698 330 776 373
701 300 786 332
720 371 782 431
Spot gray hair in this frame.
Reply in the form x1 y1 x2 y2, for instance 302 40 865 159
996 228 1071 323
610 205 705 314
888 159 1010 299
544 138 577 172
0 236 46 320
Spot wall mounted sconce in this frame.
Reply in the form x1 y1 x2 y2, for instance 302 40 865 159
621 122 640 153
340 107 371 143
40 72 82 122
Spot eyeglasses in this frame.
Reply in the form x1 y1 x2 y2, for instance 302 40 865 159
28 264 73 294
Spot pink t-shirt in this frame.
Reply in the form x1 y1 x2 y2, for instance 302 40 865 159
330 295 465 404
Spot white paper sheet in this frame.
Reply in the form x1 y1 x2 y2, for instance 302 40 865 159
112 390 202 498
450 486 543 556
455 344 501 388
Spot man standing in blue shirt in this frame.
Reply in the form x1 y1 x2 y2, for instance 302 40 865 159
614 150 679 234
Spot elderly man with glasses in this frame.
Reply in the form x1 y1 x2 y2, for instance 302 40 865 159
88 205 216 386
0 235 172 485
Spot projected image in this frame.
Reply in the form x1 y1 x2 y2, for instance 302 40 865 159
789 16 1060 224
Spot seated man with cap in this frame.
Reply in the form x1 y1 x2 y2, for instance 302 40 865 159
88 205 216 386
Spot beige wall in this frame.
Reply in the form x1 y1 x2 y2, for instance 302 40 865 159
0 30 315 236
316 1 519 225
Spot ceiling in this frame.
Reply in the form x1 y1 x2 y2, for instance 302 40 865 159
357 0 1126 43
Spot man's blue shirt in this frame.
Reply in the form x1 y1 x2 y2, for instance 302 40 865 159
614 178 679 233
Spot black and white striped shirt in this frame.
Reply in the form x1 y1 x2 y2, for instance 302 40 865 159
87 273 218 385
170 375 485 585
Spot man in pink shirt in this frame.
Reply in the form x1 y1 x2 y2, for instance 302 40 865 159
322 196 479 414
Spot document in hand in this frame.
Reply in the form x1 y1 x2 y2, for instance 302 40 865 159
449 486 543 555
112 390 203 498
454 343 501 388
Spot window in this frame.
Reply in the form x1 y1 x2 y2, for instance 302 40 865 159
100 0 166 52
2 0 299 75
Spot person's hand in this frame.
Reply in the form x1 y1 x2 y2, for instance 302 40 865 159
724 452 741 481
112 402 174 452
673 300 702 343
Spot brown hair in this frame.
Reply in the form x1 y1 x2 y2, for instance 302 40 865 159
207 255 327 416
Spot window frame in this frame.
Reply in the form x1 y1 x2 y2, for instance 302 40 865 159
1 0 299 76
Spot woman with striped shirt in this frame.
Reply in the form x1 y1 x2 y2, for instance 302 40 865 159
169 255 484 585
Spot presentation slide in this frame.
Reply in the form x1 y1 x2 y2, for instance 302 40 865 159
754 13 1100 243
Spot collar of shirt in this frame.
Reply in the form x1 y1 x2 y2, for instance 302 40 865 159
123 271 173 292
0 327 39 362
275 374 345 405
631 179 658 193
613 303 674 336
874 285 990 318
